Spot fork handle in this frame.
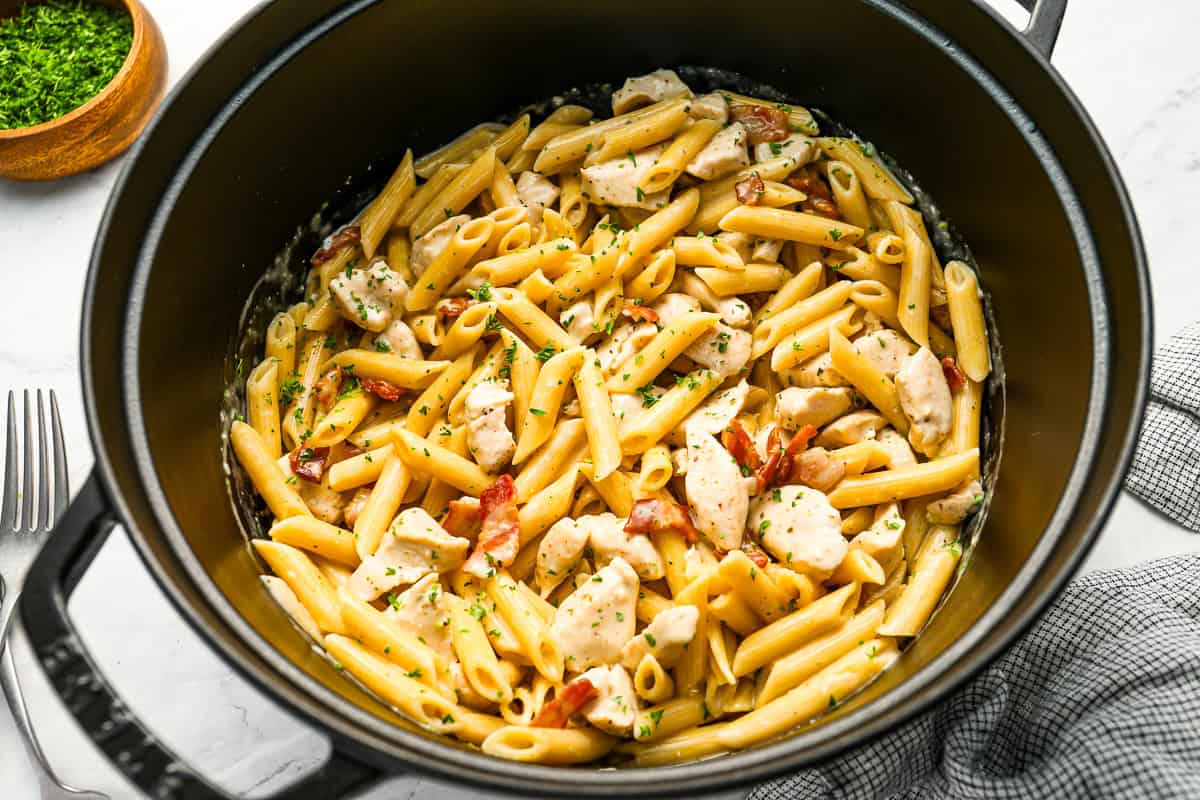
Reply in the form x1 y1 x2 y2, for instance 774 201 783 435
18 473 385 799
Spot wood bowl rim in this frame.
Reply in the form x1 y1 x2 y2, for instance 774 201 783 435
0 0 156 140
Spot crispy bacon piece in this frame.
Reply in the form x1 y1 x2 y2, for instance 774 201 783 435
622 303 660 324
790 447 845 493
463 475 520 577
531 677 599 728
941 356 966 392
741 541 770 568
436 296 477 317
443 498 482 540
776 424 819 487
786 166 841 220
734 172 766 206
360 377 404 402
289 445 330 483
730 105 790 145
311 225 361 267
755 427 784 492
313 367 343 414
722 420 761 478
624 498 700 544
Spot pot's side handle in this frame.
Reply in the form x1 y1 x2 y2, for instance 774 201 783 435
18 473 385 800
1013 0 1068 58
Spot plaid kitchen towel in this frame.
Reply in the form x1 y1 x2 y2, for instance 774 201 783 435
749 323 1200 800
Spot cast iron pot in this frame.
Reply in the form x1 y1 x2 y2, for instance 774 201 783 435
19 0 1150 796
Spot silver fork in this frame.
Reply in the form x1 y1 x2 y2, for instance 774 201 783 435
0 390 108 800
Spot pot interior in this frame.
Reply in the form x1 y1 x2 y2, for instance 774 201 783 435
97 0 1146 792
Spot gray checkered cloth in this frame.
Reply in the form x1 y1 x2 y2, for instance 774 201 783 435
749 323 1200 800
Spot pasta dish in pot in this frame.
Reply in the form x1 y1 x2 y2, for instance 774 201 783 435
228 68 992 766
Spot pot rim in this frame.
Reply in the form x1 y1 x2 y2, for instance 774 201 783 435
83 0 1151 794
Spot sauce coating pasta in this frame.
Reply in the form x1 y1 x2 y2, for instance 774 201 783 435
231 68 991 766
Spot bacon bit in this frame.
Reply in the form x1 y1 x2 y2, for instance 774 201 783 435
786 166 841 220
741 541 770 568
622 303 660 324
755 428 784 492
730 105 790 145
463 475 521 577
289 446 330 483
624 498 701 544
313 368 343 414
531 677 598 728
311 226 361 267
776 424 819 487
790 447 845 493
360 377 404 402
343 486 372 528
722 420 761 478
341 441 364 457
443 498 482 540
436 297 476 317
734 172 766 206
941 356 966 392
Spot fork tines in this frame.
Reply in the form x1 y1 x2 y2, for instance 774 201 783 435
0 390 68 532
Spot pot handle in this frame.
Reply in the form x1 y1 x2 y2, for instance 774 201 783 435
18 473 385 799
1013 0 1068 58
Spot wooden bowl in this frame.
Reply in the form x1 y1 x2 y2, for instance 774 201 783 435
0 0 167 181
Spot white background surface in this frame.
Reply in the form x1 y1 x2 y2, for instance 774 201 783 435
1 0 1198 797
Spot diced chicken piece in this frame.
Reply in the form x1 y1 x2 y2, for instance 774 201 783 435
685 122 750 181
411 214 471 277
670 447 688 476
347 507 470 600
753 136 819 166
790 447 845 493
651 292 702 326
776 387 855 431
860 311 887 333
536 517 591 597
464 381 516 473
580 143 670 210
373 319 423 359
516 171 560 224
690 92 729 123
611 68 694 115
681 379 750 437
582 512 664 581
597 321 659 376
814 410 887 449
578 665 639 736
896 347 953 456
277 454 345 524
749 484 847 575
551 557 640 671
854 329 916 378
752 237 784 263
716 297 752 328
329 260 409 332
788 351 849 388
620 605 700 670
261 575 321 640
342 486 372 529
876 428 918 469
559 300 596 342
852 501 906 560
383 573 454 661
927 479 984 524
684 428 749 551
716 232 755 263
686 323 751 379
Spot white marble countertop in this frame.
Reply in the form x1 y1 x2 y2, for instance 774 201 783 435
0 0 1197 796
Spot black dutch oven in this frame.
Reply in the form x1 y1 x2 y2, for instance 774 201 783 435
19 0 1150 796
